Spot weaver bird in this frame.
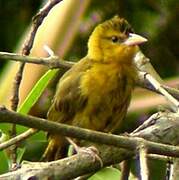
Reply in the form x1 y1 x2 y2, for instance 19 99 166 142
43 16 147 161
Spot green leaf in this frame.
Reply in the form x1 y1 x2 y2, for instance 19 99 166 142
22 140 47 161
17 69 58 114
5 69 58 163
89 167 121 180
0 151 9 174
16 147 26 164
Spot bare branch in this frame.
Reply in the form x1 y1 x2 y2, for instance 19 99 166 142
1 109 179 179
0 129 37 150
0 51 74 69
9 0 63 166
1 107 179 158
0 144 131 180
22 0 63 55
140 71 179 112
137 71 179 103
135 51 179 112
147 154 173 162
1 51 179 103
139 144 149 180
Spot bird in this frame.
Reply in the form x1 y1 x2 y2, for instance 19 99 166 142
42 16 147 161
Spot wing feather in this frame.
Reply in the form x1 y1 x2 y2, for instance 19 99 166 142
48 57 91 124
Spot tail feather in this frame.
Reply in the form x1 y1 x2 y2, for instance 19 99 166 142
42 135 68 161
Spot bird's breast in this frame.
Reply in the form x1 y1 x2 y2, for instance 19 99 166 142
80 62 136 104
73 62 136 131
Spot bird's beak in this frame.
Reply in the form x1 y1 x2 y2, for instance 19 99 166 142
123 33 147 46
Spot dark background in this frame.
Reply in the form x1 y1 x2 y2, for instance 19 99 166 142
0 0 178 77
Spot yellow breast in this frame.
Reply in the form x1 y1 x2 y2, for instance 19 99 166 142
73 61 137 132
80 62 136 100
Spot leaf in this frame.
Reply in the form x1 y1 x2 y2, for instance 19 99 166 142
17 69 58 114
5 69 59 164
22 140 47 161
16 147 26 164
0 151 9 174
89 167 121 180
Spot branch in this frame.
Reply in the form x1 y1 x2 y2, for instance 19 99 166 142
22 0 63 55
1 109 179 179
137 71 179 101
139 144 149 180
138 71 179 112
10 0 64 110
0 129 37 150
1 107 179 157
135 51 179 111
0 51 74 69
1 51 179 103
0 144 132 180
9 0 63 166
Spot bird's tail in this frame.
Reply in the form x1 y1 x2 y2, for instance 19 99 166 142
42 134 69 161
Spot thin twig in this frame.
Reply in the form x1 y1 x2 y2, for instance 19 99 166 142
147 154 173 163
1 51 179 102
22 0 62 55
43 45 55 57
0 51 74 69
139 144 149 180
66 137 79 153
0 129 38 151
138 71 179 113
9 0 63 168
10 62 25 167
162 85 179 101
1 108 179 158
135 51 163 82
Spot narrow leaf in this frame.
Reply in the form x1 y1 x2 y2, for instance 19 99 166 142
17 69 58 114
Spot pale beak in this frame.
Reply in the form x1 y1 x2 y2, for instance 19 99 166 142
123 33 147 46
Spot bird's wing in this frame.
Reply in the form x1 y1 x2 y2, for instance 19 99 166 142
47 57 91 124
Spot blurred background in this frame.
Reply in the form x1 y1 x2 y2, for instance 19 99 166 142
0 0 178 178
0 0 178 114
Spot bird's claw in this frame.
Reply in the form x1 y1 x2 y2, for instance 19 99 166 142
79 146 103 168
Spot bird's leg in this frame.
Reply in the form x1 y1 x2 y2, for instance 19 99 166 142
120 159 131 180
66 137 103 167
66 137 79 153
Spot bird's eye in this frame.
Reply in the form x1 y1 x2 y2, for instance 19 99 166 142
111 36 118 43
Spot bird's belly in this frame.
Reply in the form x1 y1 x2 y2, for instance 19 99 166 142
73 81 132 133
74 67 135 132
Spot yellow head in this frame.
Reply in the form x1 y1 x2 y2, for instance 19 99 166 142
87 16 147 64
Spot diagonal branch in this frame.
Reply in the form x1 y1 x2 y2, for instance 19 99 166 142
138 71 179 112
0 144 132 180
22 0 63 55
0 51 179 103
0 129 38 150
0 108 179 179
1 107 179 158
9 0 63 166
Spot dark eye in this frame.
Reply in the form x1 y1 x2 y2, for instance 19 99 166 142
111 36 118 43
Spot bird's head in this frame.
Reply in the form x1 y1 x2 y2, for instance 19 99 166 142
87 16 147 64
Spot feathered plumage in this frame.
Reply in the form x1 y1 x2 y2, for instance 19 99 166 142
43 16 147 161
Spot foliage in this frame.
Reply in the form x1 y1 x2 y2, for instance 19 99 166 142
0 69 58 173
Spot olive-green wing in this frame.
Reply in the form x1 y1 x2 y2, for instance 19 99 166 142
47 57 91 124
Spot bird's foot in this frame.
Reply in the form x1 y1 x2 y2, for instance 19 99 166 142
66 138 103 167
80 146 103 168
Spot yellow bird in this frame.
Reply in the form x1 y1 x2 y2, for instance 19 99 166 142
43 16 147 161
